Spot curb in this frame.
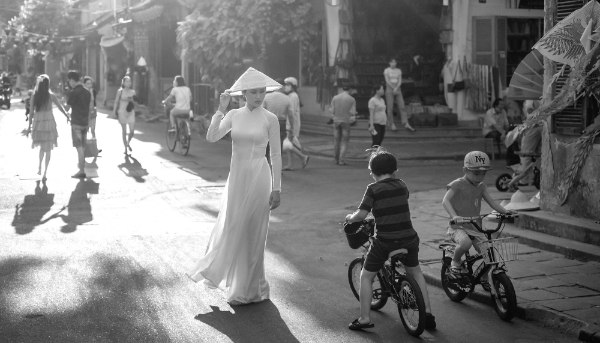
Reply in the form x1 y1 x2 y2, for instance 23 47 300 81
421 268 597 341
303 147 462 162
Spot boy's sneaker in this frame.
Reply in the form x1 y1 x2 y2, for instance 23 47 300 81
425 313 436 330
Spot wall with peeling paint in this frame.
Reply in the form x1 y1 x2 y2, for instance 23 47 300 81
540 121 600 221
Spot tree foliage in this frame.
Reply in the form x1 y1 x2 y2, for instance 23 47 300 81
177 0 313 89
0 0 24 24
9 0 78 37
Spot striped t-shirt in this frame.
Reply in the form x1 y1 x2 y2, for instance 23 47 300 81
358 178 417 240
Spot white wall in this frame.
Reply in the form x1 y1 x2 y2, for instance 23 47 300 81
450 0 544 120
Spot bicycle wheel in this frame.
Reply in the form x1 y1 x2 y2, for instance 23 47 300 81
395 274 426 337
495 173 512 192
441 263 468 302
166 122 177 152
348 257 388 310
178 120 191 156
491 272 517 321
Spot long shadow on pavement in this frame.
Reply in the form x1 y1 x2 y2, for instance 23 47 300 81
11 180 54 235
0 254 175 342
48 179 98 233
118 155 148 183
195 301 300 343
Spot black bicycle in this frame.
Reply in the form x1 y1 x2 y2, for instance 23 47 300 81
166 109 192 156
439 213 519 321
346 219 426 337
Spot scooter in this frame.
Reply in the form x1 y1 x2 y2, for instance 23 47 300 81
0 84 12 109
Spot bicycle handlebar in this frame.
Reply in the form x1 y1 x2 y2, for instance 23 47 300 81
449 212 517 234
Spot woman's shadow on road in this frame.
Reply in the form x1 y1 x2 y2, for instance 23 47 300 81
118 155 148 183
12 180 54 235
195 301 300 343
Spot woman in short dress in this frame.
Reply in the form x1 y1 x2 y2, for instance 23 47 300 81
27 74 69 180
114 76 137 155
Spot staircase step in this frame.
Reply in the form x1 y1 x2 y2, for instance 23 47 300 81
499 221 600 263
518 211 600 246
300 119 484 141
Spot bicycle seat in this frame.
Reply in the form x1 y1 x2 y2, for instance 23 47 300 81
439 243 455 251
388 248 408 259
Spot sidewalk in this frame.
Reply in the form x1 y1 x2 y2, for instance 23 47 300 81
301 135 489 161
409 187 600 342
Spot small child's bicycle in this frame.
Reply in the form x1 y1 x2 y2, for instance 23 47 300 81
438 213 519 321
346 219 427 337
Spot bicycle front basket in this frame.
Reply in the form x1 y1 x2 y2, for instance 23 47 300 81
344 221 372 249
476 237 519 264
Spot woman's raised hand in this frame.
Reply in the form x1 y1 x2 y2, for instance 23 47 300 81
218 91 231 112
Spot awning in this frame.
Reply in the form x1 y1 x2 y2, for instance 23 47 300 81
100 35 125 48
132 5 164 22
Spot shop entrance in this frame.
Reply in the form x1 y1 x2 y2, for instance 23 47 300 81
351 0 444 115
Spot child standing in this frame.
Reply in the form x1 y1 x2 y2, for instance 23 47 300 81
442 151 514 285
345 147 435 331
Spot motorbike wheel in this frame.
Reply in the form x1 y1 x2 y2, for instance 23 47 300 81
495 173 512 192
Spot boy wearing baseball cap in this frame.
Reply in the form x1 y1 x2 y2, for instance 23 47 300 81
442 151 514 284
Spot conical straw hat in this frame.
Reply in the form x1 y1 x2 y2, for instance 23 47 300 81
504 190 539 211
530 191 541 206
227 67 282 95
500 199 510 207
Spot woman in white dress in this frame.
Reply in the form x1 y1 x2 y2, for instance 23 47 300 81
113 76 137 155
188 68 282 305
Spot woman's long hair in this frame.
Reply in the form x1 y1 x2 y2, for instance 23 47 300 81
33 74 50 112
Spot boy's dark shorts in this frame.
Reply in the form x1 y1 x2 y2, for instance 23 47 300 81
364 235 420 272
71 125 88 148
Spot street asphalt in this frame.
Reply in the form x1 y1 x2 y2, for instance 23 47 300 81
0 98 590 342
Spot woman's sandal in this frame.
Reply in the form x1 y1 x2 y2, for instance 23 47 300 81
302 156 310 169
349 319 374 331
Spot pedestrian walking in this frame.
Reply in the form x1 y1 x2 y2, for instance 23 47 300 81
162 75 192 132
368 84 387 147
330 83 357 165
62 71 91 179
187 67 282 306
281 76 309 170
83 76 101 154
113 76 137 155
262 82 292 162
26 74 69 180
384 58 415 132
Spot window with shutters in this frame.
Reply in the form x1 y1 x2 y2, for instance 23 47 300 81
552 0 595 135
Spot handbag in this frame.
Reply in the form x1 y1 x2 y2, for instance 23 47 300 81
84 138 98 158
448 60 466 92
126 100 134 112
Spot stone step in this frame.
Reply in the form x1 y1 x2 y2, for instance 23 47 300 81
300 115 484 141
518 211 600 246
498 219 600 263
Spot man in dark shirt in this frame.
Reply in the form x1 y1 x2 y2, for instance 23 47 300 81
63 70 91 179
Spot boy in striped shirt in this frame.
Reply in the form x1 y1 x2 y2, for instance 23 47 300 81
345 147 435 331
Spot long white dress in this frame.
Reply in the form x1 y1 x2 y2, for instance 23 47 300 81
188 105 282 303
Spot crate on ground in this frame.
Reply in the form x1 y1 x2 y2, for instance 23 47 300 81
436 112 458 126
